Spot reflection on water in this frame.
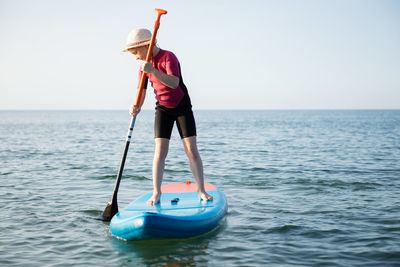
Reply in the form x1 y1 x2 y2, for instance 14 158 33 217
109 222 226 266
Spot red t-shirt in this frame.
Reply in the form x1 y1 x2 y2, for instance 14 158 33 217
138 49 184 108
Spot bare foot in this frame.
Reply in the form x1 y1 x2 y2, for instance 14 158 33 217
147 192 161 205
199 191 213 201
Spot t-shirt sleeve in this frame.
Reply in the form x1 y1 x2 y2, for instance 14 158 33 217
164 52 181 77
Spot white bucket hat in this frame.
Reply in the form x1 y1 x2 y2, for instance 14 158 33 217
122 28 152 52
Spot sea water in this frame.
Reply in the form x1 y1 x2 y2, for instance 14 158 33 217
0 110 399 266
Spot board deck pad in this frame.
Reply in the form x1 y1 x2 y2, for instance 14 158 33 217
161 182 217 193
109 182 227 240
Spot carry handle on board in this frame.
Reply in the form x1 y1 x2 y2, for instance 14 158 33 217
100 8 167 222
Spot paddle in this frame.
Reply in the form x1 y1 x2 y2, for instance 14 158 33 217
100 8 168 222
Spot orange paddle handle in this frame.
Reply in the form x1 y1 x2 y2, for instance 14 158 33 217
134 9 168 107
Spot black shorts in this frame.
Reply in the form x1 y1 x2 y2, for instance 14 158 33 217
154 105 197 139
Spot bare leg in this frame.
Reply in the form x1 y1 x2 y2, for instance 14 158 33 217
148 138 169 205
182 136 213 201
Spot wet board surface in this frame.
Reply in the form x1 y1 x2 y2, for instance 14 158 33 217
110 182 228 240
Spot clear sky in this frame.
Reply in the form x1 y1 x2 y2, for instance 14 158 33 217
1 0 399 110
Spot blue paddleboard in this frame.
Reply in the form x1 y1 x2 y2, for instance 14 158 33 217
109 182 227 240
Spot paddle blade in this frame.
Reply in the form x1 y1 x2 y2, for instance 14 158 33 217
100 200 118 222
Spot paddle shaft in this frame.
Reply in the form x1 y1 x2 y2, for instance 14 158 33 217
101 116 136 221
135 8 167 107
101 9 167 221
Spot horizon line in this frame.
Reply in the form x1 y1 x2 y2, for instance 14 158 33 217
1 108 399 111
